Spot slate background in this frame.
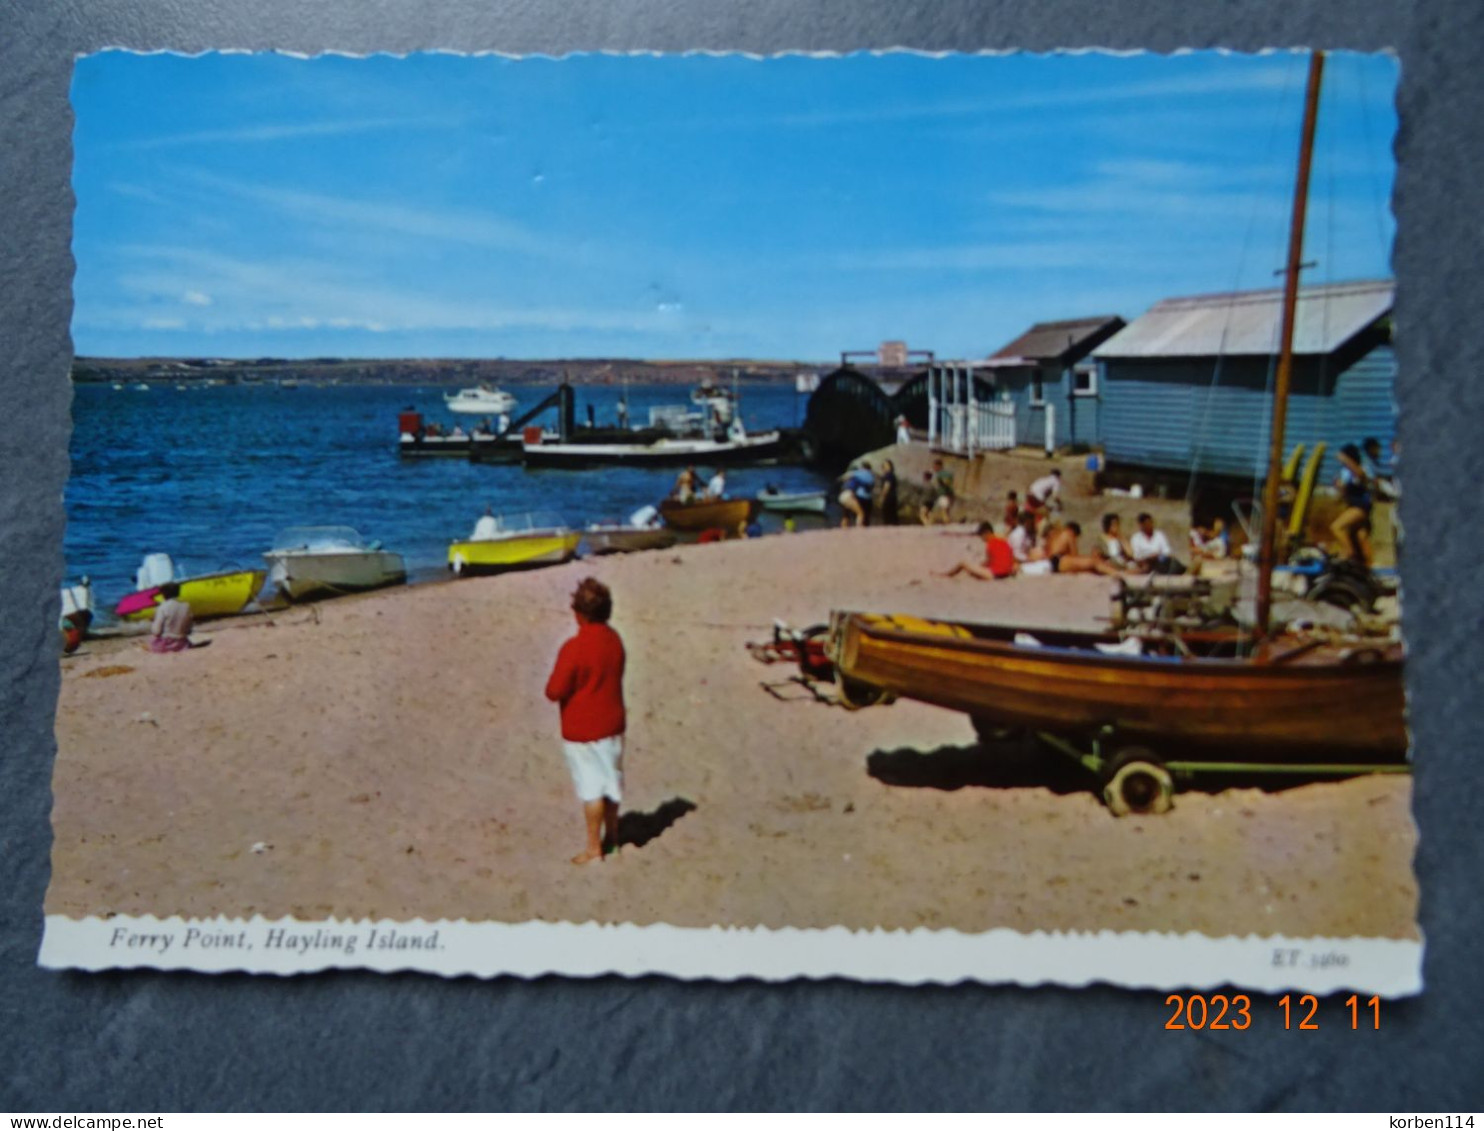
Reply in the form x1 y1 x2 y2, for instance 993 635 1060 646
2 0 1481 1112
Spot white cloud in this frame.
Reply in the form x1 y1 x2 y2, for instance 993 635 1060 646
109 116 463 152
140 317 185 330
182 290 212 306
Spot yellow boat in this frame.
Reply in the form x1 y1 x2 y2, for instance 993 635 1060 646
115 568 267 622
448 511 580 576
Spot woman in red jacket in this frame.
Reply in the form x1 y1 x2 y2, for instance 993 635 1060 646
545 578 627 865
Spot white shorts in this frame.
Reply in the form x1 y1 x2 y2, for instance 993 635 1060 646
562 735 624 804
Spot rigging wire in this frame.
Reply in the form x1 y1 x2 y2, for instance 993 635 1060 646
1184 55 1302 514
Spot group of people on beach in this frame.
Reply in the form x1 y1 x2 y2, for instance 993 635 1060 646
944 508 1190 582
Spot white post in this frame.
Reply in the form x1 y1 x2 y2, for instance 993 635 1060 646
1044 401 1056 457
928 366 937 448
965 366 975 459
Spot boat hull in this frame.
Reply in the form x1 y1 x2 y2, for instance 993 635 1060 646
264 550 408 600
448 531 580 575
829 612 1407 761
523 431 789 468
657 498 762 533
584 527 679 555
116 569 267 622
757 490 827 514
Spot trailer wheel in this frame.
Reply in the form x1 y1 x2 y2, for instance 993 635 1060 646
1102 748 1174 817
836 674 889 711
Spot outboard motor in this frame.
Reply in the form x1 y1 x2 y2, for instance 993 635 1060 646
136 552 175 590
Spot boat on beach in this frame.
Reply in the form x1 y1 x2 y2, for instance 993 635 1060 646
448 511 580 576
756 486 828 514
823 52 1408 816
657 496 761 533
60 578 94 653
583 506 678 555
263 526 407 601
115 560 267 622
445 384 518 415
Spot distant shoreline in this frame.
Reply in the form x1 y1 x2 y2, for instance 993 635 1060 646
71 356 827 388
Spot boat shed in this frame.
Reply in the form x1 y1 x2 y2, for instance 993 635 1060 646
983 315 1127 450
1093 278 1395 485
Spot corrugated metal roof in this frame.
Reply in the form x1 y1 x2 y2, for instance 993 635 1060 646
987 315 1126 366
1094 279 1393 359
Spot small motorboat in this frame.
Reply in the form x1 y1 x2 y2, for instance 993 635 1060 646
448 511 580 576
756 486 828 515
263 526 407 601
60 577 93 653
445 384 518 415
657 496 761 534
115 553 266 621
584 506 679 555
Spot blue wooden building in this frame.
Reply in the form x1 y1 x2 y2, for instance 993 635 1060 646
1093 279 1395 486
984 315 1127 450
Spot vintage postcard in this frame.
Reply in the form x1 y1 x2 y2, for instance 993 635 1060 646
43 48 1419 993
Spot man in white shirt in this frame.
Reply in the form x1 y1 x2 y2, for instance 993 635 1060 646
1026 469 1062 514
705 469 727 500
1130 513 1186 575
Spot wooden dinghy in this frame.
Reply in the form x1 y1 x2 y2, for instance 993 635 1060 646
827 611 1406 762
657 497 761 533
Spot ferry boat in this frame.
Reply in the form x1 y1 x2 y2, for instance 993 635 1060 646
523 415 788 468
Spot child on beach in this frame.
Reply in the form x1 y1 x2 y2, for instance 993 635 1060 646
545 578 628 866
145 582 195 653
941 521 1017 581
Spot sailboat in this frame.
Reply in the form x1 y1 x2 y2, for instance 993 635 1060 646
824 52 1407 815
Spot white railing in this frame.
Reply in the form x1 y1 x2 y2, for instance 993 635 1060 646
928 364 1015 456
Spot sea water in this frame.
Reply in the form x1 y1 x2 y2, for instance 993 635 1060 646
65 381 835 609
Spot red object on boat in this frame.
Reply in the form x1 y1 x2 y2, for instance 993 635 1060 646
398 411 423 434
697 528 727 544
523 426 543 444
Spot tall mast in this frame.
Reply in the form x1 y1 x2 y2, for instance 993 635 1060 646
1255 50 1325 642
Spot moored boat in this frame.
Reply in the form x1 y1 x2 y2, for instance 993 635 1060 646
60 577 94 653
828 611 1406 761
263 526 407 600
445 384 518 415
657 496 761 533
756 486 828 514
522 421 788 468
448 511 580 576
584 507 678 555
116 566 267 621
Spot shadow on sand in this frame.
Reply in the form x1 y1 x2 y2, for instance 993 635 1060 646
867 736 1379 800
618 797 697 849
867 737 1091 796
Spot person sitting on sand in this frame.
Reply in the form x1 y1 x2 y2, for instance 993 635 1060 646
704 468 727 501
1189 518 1230 561
838 462 874 528
1038 521 1122 576
146 582 195 653
1025 470 1062 515
1007 510 1040 563
1097 513 1133 570
544 578 627 866
1130 513 1187 575
942 521 1017 581
919 459 955 525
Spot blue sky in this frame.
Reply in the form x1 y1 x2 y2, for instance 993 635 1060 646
70 50 1398 361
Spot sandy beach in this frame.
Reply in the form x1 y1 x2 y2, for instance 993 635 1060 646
48 524 1419 940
